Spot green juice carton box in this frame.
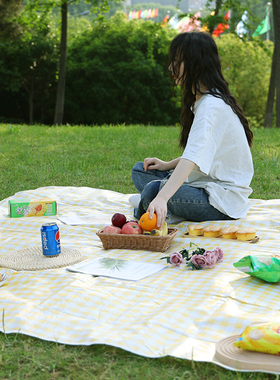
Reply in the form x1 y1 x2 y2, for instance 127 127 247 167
9 199 57 218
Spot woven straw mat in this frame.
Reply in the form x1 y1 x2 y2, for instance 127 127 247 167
0 246 83 271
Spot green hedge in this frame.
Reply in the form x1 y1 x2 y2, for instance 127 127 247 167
64 13 179 125
0 12 273 125
216 34 272 122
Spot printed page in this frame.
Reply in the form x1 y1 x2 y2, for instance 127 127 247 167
67 257 167 281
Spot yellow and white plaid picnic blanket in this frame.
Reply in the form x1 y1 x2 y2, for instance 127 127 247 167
0 187 280 373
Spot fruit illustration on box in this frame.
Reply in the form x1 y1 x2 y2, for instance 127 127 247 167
28 203 47 216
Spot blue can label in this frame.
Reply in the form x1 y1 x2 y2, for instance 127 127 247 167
41 222 61 257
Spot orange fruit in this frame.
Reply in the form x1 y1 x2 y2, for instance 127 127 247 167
139 212 157 231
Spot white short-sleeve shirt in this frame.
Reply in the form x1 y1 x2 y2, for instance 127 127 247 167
181 94 254 219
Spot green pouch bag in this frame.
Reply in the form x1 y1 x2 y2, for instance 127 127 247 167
233 255 280 283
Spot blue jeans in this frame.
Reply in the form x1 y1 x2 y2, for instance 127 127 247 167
131 161 234 222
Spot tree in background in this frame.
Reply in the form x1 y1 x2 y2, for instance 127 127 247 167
25 0 118 126
53 0 122 125
204 0 278 127
54 0 68 125
264 0 280 127
203 0 250 35
63 14 271 125
0 0 276 126
0 1 57 123
216 34 271 122
0 0 22 38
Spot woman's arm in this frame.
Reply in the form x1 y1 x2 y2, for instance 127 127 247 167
143 157 181 172
147 158 195 229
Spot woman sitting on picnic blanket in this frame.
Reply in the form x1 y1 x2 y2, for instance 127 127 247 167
131 31 254 229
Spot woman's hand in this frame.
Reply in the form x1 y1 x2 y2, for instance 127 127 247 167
143 157 181 172
146 159 196 229
143 157 168 172
147 195 168 230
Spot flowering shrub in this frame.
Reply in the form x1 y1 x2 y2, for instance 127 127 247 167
161 243 224 270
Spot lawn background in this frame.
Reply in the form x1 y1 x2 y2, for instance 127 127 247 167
0 123 279 379
0 124 279 200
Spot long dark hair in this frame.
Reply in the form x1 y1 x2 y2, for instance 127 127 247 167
168 32 253 148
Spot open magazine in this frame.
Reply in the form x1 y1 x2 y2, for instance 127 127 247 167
66 257 167 281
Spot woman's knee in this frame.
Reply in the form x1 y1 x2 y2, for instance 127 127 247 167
132 162 144 174
141 181 160 205
131 162 144 182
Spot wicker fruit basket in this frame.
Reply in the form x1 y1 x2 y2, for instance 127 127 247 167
96 228 178 252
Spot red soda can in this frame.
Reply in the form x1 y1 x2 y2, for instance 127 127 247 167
40 222 61 257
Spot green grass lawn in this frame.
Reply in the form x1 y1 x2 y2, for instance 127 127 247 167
0 123 279 201
0 123 279 380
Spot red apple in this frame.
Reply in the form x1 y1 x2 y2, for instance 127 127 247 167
111 213 127 228
121 221 142 235
103 225 122 234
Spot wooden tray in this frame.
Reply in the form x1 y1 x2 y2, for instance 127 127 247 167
215 335 280 372
96 228 178 252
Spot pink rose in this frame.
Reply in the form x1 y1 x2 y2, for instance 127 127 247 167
204 250 217 268
191 254 207 268
213 247 224 263
169 252 184 267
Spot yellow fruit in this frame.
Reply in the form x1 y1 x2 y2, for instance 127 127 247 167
143 231 151 235
149 222 168 236
162 222 168 236
150 229 161 236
